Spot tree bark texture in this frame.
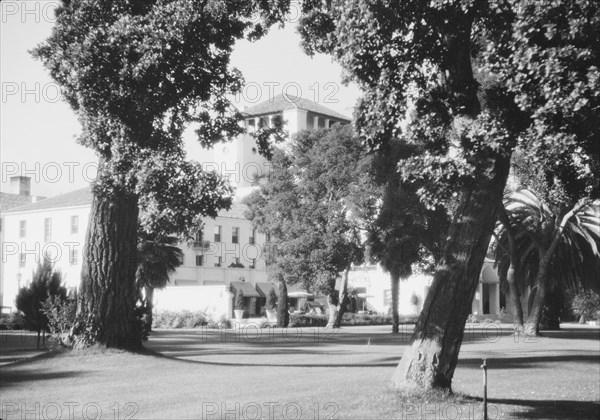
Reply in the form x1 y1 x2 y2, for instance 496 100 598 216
144 285 155 331
71 191 141 350
525 201 585 335
498 207 524 327
506 262 524 327
276 277 289 328
334 267 351 328
392 153 510 390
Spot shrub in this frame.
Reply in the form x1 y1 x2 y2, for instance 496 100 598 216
571 290 600 321
152 310 209 329
15 258 66 342
0 313 25 330
41 295 77 347
289 313 328 327
228 262 245 268
266 288 277 311
234 289 245 310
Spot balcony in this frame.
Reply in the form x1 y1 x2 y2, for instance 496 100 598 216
192 240 211 250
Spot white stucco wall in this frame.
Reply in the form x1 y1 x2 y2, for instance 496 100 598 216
154 285 232 320
2 205 89 309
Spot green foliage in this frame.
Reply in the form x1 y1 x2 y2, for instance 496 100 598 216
32 0 291 239
152 310 209 329
299 0 598 208
266 288 278 311
234 289 245 310
0 313 25 330
228 262 245 268
484 0 600 202
494 189 600 293
571 290 600 321
366 140 450 277
42 295 77 345
136 232 183 290
15 259 67 333
244 124 369 296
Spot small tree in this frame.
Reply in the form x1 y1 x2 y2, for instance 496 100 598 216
266 288 278 311
571 290 600 323
15 258 66 348
234 290 245 311
136 232 183 331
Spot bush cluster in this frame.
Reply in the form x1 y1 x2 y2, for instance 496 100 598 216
0 313 26 330
571 290 600 321
287 312 407 328
152 310 210 329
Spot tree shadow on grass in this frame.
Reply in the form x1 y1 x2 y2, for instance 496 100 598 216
539 328 600 340
0 370 82 388
458 354 600 369
141 347 398 368
473 397 600 419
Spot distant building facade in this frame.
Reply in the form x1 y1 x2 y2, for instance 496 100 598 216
1 96 510 320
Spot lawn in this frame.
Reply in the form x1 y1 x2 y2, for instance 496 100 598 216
1 323 599 419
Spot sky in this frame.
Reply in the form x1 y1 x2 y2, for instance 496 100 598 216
0 1 361 197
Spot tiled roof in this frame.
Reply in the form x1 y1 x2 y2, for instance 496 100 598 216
4 188 92 213
3 187 250 221
244 94 351 121
217 201 249 219
0 193 36 213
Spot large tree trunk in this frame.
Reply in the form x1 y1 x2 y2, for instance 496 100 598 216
392 11 512 391
334 267 351 328
525 251 550 336
391 272 400 333
524 201 586 335
144 285 155 331
506 262 524 328
541 287 561 330
326 294 338 329
276 277 289 328
392 153 510 390
498 207 524 328
71 190 142 350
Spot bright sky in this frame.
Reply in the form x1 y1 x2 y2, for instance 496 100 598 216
0 1 361 197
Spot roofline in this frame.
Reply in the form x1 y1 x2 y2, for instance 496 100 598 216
3 203 92 216
242 109 352 122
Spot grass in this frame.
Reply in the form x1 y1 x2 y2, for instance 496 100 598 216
1 323 599 419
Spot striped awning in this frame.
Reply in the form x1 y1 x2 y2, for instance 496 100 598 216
256 282 278 297
480 265 499 284
230 281 262 298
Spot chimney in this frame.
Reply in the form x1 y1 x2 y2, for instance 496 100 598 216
9 176 31 196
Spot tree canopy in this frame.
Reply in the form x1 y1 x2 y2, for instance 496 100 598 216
299 0 600 390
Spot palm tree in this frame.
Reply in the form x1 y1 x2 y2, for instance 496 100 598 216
495 189 600 335
136 232 183 330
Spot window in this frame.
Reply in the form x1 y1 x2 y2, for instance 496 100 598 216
71 215 79 234
214 225 221 242
19 220 26 238
69 247 78 265
178 254 185 265
232 227 239 244
214 256 222 268
44 218 52 242
265 232 271 243
250 258 256 269
195 255 203 267
194 230 203 247
249 228 256 245
19 253 26 268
